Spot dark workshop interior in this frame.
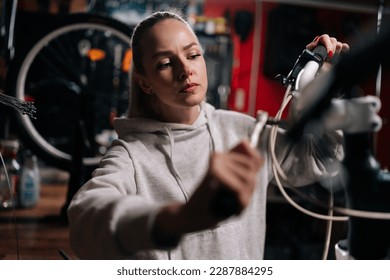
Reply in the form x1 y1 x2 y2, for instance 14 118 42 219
0 0 389 260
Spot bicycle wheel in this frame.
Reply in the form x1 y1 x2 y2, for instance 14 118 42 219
7 13 133 171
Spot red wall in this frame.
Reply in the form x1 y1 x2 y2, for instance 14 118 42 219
204 0 390 169
204 1 286 117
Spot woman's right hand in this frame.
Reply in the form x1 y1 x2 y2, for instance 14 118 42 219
152 140 262 240
179 139 263 232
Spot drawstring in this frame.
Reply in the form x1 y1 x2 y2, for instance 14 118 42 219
165 126 175 160
206 122 215 153
204 109 216 153
164 127 189 202
161 107 216 203
162 109 213 260
164 127 183 260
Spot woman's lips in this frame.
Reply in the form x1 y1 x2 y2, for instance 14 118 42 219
179 83 199 93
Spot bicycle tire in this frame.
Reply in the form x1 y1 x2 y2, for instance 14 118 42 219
6 13 133 171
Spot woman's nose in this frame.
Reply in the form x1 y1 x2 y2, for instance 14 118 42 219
178 60 192 80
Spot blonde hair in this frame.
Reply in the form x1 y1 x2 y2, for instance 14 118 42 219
127 10 193 118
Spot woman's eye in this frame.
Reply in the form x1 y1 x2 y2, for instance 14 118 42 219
188 54 201 59
157 62 171 70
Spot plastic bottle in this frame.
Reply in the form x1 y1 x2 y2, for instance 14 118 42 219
19 150 41 208
0 139 21 209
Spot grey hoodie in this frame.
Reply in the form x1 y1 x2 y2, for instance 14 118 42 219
68 103 342 259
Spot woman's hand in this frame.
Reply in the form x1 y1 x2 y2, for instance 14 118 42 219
153 140 263 239
306 34 350 61
183 139 263 230
305 34 350 74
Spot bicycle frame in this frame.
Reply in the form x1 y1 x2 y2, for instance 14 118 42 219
287 22 390 259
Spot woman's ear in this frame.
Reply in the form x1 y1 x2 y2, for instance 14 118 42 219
134 72 153 94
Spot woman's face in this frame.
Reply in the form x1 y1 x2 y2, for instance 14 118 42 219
137 18 208 123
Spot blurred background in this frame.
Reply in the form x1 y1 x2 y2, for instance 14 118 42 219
0 0 388 260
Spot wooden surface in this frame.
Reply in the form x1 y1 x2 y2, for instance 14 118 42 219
0 182 77 260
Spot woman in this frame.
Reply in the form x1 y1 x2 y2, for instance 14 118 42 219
68 10 349 259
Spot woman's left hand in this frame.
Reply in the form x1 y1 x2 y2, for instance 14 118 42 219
306 34 350 62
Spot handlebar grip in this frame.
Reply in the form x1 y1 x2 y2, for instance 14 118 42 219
313 44 328 63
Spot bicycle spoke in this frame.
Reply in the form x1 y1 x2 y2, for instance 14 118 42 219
9 14 133 170
32 40 85 88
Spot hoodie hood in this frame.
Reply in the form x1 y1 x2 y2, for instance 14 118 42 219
113 103 217 205
114 103 213 138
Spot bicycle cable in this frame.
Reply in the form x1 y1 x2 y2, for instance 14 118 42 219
0 151 20 260
268 77 390 221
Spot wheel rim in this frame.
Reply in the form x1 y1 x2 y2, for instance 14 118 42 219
14 21 132 168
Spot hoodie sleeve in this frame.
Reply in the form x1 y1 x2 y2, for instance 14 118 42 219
67 144 165 259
